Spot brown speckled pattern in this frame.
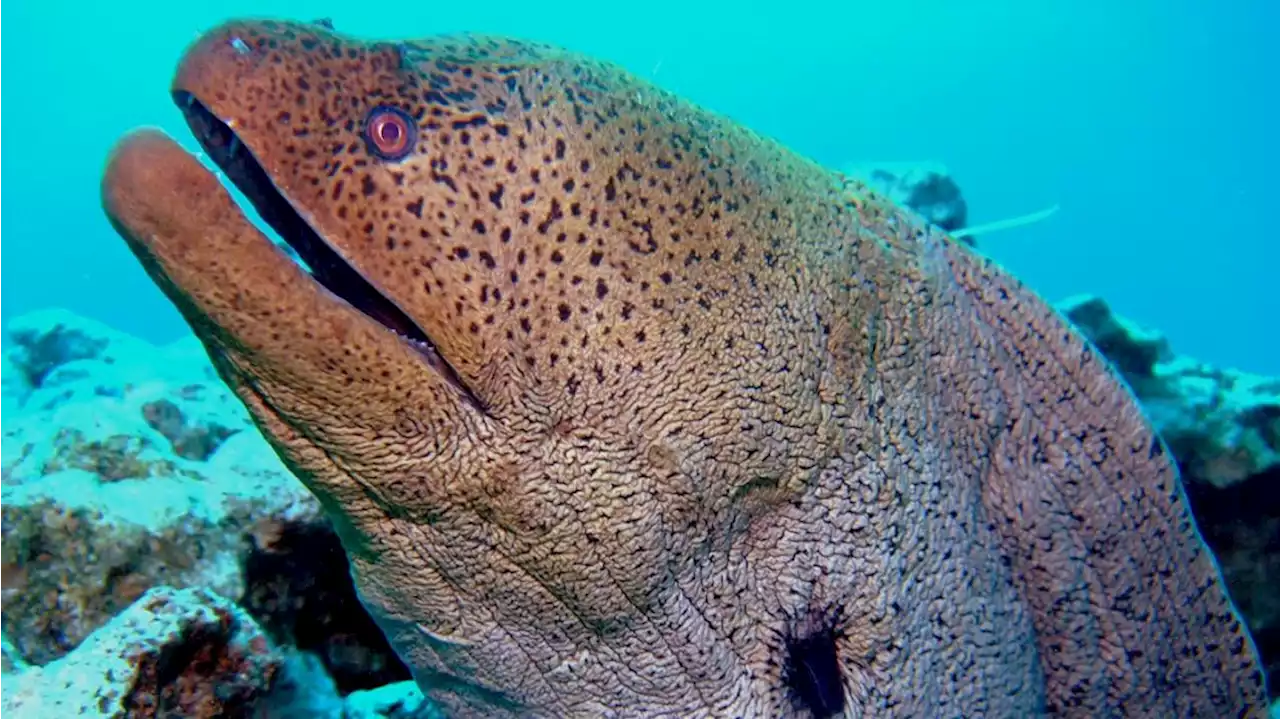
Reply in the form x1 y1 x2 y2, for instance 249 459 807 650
101 19 1267 718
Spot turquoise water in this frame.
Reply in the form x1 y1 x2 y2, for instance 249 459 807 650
2 0 1277 374
2 4 1278 715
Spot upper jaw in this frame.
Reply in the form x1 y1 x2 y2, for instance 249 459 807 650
101 127 485 434
169 83 490 415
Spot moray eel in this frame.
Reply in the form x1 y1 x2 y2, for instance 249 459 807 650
101 18 1268 718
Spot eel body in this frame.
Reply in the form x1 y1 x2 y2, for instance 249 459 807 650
101 19 1268 718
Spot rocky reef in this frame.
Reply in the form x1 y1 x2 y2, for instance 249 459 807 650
1 585 281 717
1 291 1276 714
0 310 427 717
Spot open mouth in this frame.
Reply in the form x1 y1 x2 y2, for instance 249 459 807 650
174 91 487 412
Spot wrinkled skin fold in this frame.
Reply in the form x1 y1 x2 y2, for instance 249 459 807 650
101 19 1268 718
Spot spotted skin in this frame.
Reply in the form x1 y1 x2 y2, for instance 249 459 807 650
101 19 1268 718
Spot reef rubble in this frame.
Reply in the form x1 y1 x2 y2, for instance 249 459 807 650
1 294 1275 714
0 585 281 718
0 309 416 717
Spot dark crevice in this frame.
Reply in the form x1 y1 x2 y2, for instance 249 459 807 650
1182 464 1280 698
782 611 847 718
240 518 411 694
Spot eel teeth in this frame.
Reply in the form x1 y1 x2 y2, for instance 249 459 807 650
393 331 443 363
402 334 436 355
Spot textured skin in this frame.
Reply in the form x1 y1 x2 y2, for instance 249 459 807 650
100 19 1268 718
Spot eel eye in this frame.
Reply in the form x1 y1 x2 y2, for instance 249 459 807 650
364 106 415 161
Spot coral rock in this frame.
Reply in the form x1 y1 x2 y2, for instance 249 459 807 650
0 310 407 691
2 632 28 673
1058 294 1279 489
342 681 438 719
4 309 148 391
0 585 281 718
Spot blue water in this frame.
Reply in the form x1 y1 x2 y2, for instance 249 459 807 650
3 0 1277 374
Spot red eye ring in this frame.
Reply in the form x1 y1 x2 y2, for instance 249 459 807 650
363 106 416 161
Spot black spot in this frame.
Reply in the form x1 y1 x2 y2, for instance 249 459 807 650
431 171 458 192
783 621 845 719
451 114 489 130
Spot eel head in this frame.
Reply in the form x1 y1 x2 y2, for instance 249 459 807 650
101 18 851 717
102 17 1270 718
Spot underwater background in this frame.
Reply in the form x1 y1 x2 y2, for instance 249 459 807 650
2 1 1279 716
2 0 1278 374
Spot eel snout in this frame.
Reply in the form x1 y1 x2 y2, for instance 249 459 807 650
101 128 483 490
